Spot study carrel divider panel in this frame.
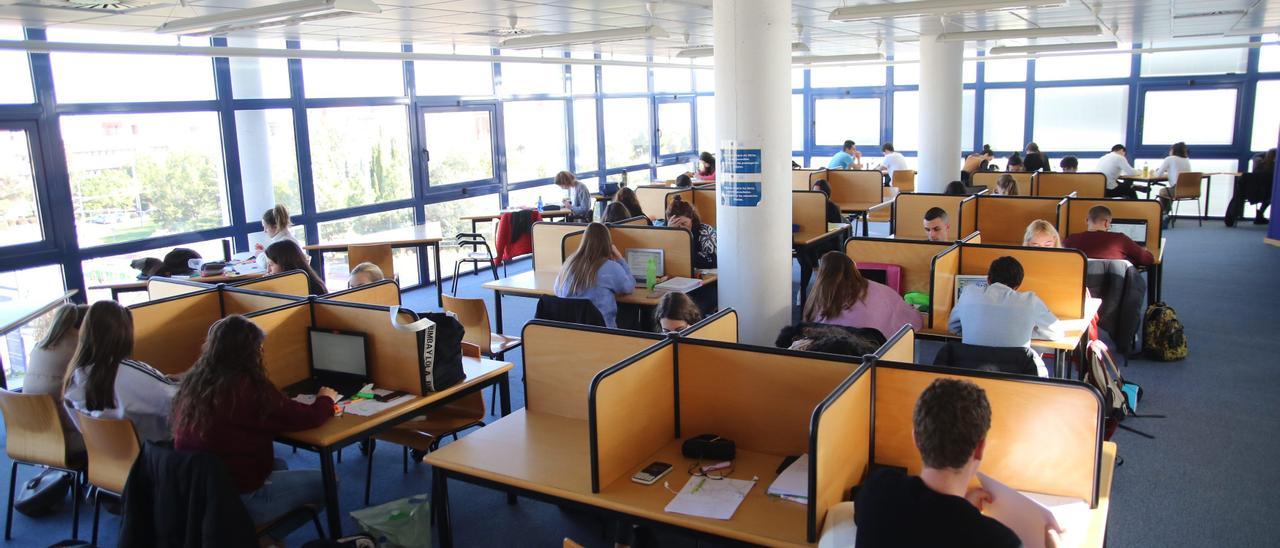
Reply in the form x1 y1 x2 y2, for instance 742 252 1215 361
245 300 313 389
562 225 696 278
532 221 588 273
891 193 974 241
661 188 692 220
588 341 677 492
128 287 224 376
147 277 214 301
1064 198 1163 262
808 359 873 542
974 195 1067 246
521 320 663 421
692 188 716 228
825 170 885 206
1034 172 1106 198
681 308 738 343
971 171 1032 191
232 270 311 296
927 244 961 331
845 237 951 297
792 190 830 243
635 185 676 222
319 279 402 307
311 299 428 396
959 195 978 238
793 168 825 191
874 325 915 364
222 286 304 317
872 361 1103 506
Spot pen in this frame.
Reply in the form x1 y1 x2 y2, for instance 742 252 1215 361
692 478 706 494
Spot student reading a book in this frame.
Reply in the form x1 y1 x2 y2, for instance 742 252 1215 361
855 378 1058 548
803 252 923 339
666 198 717 269
1062 205 1154 266
948 256 1060 376
1022 220 1062 248
923 207 952 242
347 262 386 288
654 292 703 334
264 240 329 295
172 315 336 542
554 222 634 328
255 204 297 270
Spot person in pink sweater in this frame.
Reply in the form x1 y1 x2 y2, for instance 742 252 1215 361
803 252 924 338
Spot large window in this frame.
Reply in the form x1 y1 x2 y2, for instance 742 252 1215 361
499 51 565 96
317 208 419 288
301 40 404 98
1252 81 1280 151
83 239 226 303
810 65 886 88
0 264 66 387
1262 35 1280 73
570 53 597 95
793 94 804 152
1141 38 1249 77
62 112 229 247
573 99 599 172
813 97 880 147
983 58 1026 82
307 106 412 212
48 30 214 103
602 57 649 94
0 128 41 247
653 68 691 93
982 89 1024 152
1142 89 1236 146
503 101 567 183
227 37 290 100
657 101 693 156
893 91 920 151
603 98 650 168
1033 86 1128 151
415 44 493 97
0 25 33 104
1034 53 1130 81
697 95 716 153
235 109 300 218
423 109 495 186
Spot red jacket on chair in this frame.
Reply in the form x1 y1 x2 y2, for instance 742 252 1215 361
495 209 542 264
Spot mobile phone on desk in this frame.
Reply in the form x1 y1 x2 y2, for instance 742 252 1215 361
631 461 672 485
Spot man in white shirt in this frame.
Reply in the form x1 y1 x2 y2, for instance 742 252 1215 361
948 256 1061 376
1097 144 1138 198
879 142 911 185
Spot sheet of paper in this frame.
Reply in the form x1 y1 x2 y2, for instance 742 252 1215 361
767 454 809 499
663 476 755 520
1024 491 1090 548
978 473 1063 548
292 394 316 405
342 395 414 417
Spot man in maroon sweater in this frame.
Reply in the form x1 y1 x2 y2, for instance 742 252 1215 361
1063 205 1155 266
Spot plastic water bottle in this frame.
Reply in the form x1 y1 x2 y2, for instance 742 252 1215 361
1142 164 1150 178
645 257 657 290
536 196 543 211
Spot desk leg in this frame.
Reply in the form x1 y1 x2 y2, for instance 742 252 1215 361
433 467 454 548
498 372 512 416
319 447 341 538
493 290 504 335
1054 349 1067 380
433 243 444 308
862 214 870 238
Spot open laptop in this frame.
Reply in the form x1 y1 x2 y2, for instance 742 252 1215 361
625 248 665 283
954 274 989 303
285 328 371 400
1110 218 1147 246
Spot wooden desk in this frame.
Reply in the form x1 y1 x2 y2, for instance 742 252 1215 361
90 272 262 301
461 210 571 234
428 410 811 548
304 223 444 307
793 224 851 309
277 356 512 537
920 297 1102 379
482 271 718 334
0 290 77 389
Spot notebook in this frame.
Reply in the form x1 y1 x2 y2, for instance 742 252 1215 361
766 454 809 502
664 476 756 520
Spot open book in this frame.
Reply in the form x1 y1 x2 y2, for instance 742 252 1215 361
979 473 1087 548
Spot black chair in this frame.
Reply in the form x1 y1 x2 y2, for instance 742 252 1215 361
932 341 1039 377
451 232 496 295
534 296 605 327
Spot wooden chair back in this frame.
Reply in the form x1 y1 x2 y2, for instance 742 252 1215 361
891 170 916 193
0 391 73 467
825 170 886 206
1174 172 1203 199
442 295 492 352
1033 172 1106 198
77 413 140 494
347 244 395 281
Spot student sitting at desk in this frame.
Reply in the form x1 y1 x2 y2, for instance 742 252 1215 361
265 240 328 295
1059 156 1079 173
63 300 179 443
803 252 923 339
1154 142 1192 213
1062 205 1155 266
855 378 1039 548
602 202 633 224
26 303 88 454
613 186 651 224
1024 142 1048 173
347 262 385 288
555 171 593 222
694 151 717 182
1006 152 1025 173
666 198 717 269
1023 219 1062 248
948 256 1060 377
654 292 703 334
811 179 845 223
993 174 1019 196
879 142 909 184
675 173 694 188
1098 144 1138 199
255 204 297 270
828 140 862 170
554 222 634 328
923 207 951 242
172 315 336 542
961 144 994 183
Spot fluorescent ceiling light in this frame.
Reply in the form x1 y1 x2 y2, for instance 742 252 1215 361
830 0 1065 22
1173 10 1247 19
937 24 1101 41
500 26 669 49
156 0 379 36
1224 25 1280 37
988 41 1117 55
791 53 886 65
676 41 809 58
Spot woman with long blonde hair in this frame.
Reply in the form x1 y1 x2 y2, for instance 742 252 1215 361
803 252 923 339
554 223 634 328
1022 219 1062 248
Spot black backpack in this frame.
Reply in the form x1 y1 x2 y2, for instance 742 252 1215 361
1143 302 1188 361
389 307 466 392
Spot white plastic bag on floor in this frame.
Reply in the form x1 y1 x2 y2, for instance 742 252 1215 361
349 495 431 548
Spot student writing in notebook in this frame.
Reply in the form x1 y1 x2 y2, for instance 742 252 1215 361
855 378 1060 547
803 252 923 339
554 222 634 328
254 204 297 270
948 256 1060 377
654 292 703 334
1062 205 1154 266
264 240 329 295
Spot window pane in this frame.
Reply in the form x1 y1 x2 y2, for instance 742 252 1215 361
308 106 412 212
1142 89 1236 145
655 163 687 180
0 25 33 104
318 208 419 288
1034 85 1128 150
83 239 225 304
810 65 886 88
1262 35 1280 73
893 91 919 151
423 109 494 186
982 89 1024 152
429 193 502 272
1252 81 1280 151
500 50 565 96
0 264 66 388
1141 38 1248 76
573 99 599 172
0 129 42 247
658 101 692 155
415 44 493 96
964 60 977 83
235 109 300 220
792 94 804 152
697 95 716 153
894 60 918 85
503 100 567 183
571 52 596 95
695 69 714 92
962 89 975 152
603 98 650 168
63 112 228 247
302 40 403 98
792 67 804 90
653 67 691 93
509 179 598 210
48 29 213 103
602 64 649 94
227 37 290 100
814 98 880 147
1035 53 1130 81
983 58 1026 82
1133 158 1240 217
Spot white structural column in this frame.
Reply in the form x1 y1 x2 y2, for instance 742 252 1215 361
712 0 792 345
916 33 964 193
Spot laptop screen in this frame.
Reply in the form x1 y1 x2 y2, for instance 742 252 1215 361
954 275 989 303
1110 219 1147 246
626 248 665 279
308 329 369 377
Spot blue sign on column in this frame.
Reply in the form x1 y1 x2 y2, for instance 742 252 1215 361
720 147 763 207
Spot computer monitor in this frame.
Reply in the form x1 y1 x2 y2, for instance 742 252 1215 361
1110 218 1147 246
625 248 665 280
954 275 989 303
308 328 369 378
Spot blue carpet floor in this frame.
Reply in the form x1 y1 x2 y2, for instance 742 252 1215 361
2 222 1277 547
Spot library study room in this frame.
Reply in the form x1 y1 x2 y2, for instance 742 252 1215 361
0 0 1278 546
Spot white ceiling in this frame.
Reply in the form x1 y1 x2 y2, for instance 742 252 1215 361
0 0 1276 58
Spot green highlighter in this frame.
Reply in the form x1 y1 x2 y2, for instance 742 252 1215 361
354 383 376 400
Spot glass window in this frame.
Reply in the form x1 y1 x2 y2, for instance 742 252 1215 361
893 91 919 151
602 63 649 94
503 101 567 183
308 106 412 212
655 163 688 181
1141 38 1249 76
227 37 290 100
415 44 494 97
1131 158 1239 217
813 97 880 147
317 208 419 288
573 99 599 172
982 89 1024 152
1033 86 1128 150
571 53 597 95
0 25 33 104
658 101 693 155
695 69 714 92
964 60 977 83
423 109 495 186
427 193 502 268
1142 88 1236 146
792 94 804 152
0 128 42 247
962 89 975 152
83 239 225 304
0 264 66 387
1035 53 1130 81
810 65 886 88
509 181 589 211
653 67 691 93
62 112 228 248
302 40 403 98
697 95 716 153
1252 81 1280 151
500 50 565 96
894 59 918 86
603 98 650 168
47 29 214 103
1261 35 1280 72
235 109 300 220
983 58 1026 82
792 67 805 90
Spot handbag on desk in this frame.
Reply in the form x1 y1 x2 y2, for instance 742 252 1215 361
389 307 465 393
